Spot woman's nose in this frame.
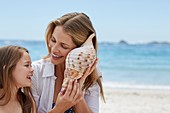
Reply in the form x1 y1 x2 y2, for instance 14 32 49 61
52 43 60 53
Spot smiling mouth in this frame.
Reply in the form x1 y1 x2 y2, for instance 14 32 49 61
27 76 32 80
51 53 62 58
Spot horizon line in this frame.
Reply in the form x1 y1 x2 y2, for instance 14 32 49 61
1 38 170 44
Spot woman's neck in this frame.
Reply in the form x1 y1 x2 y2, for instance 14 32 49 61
54 63 65 79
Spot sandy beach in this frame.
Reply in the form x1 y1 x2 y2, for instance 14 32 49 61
99 87 170 113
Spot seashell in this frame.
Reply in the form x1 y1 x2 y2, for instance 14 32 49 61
65 33 96 79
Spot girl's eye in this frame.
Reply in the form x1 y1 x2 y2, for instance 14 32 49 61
25 64 32 67
25 64 29 67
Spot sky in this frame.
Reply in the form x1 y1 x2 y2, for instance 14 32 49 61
0 0 170 43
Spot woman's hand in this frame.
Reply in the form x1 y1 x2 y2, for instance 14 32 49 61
51 79 82 113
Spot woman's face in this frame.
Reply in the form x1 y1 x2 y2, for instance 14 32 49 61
49 26 77 65
12 51 34 88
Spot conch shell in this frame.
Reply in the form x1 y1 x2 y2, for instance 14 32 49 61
60 33 97 94
65 33 97 79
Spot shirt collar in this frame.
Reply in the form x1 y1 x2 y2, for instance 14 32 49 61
42 59 55 78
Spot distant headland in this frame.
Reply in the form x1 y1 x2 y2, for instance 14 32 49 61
99 40 170 45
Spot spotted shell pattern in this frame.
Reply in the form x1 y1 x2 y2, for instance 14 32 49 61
65 33 96 79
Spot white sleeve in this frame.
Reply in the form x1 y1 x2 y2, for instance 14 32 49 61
84 83 100 113
31 61 41 108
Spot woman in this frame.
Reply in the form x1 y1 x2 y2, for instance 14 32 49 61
31 12 105 113
0 45 36 113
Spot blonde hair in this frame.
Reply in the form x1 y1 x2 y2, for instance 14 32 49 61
45 12 105 101
0 45 34 113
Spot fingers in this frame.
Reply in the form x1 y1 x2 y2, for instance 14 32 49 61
57 79 84 110
64 79 80 100
69 80 77 97
70 81 84 103
62 79 82 102
64 68 69 78
60 78 69 95
70 80 80 101
64 79 73 96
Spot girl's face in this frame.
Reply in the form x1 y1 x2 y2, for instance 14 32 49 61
12 51 34 88
49 26 77 65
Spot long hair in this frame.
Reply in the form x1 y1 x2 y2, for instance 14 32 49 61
45 12 105 101
0 45 34 113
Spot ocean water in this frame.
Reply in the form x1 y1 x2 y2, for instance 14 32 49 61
1 40 170 89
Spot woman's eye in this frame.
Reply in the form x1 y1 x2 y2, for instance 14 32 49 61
51 37 56 43
61 45 68 49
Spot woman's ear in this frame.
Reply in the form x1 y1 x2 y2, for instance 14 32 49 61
48 44 51 48
48 42 52 48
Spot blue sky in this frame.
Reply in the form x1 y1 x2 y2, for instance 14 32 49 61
0 0 170 43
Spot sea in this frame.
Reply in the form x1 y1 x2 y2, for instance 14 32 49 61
1 39 170 90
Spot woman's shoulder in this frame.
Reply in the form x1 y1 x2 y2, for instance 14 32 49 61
85 82 100 96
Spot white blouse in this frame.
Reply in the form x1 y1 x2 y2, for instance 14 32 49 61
31 59 100 113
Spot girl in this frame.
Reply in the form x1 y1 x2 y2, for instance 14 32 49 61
0 45 36 113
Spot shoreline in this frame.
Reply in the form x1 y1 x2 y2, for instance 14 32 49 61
99 86 170 113
103 81 170 90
